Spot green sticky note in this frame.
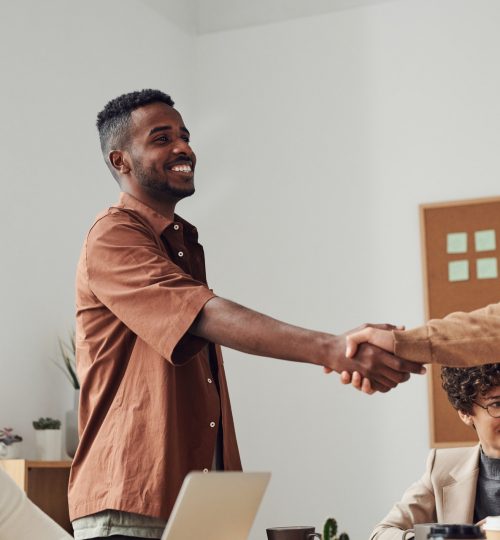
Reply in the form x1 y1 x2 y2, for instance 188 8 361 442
477 257 498 279
447 232 468 254
475 230 496 252
448 260 469 282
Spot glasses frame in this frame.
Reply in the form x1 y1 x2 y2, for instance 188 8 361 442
472 400 500 418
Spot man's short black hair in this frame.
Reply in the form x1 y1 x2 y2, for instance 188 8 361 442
96 89 175 179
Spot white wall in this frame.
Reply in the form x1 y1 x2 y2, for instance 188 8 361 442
2 0 500 538
0 0 195 456
192 1 500 538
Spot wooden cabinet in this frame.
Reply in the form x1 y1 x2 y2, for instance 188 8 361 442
0 459 72 534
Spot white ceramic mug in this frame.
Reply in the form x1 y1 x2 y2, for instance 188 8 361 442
403 523 437 540
484 516 500 540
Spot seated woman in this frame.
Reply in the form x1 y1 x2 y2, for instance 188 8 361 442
371 363 500 540
0 467 71 540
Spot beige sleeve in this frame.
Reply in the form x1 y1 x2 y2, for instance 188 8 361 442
370 450 437 540
0 469 72 540
393 302 500 366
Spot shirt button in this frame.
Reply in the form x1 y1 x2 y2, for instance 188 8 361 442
209 422 215 428
178 251 184 257
203 468 209 473
173 224 180 231
207 378 212 384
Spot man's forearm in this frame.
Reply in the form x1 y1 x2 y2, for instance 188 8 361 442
190 296 337 366
189 296 425 393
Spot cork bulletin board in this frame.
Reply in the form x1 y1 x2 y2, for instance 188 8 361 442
421 196 500 447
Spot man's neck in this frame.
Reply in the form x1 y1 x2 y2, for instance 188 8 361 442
124 187 178 220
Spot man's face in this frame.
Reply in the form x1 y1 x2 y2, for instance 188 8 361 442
460 385 500 458
124 102 196 199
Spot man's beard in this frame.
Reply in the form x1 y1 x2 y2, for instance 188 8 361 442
133 159 195 199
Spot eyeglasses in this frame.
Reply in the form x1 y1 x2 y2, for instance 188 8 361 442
472 401 500 418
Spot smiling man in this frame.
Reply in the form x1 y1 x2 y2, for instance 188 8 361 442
69 89 425 540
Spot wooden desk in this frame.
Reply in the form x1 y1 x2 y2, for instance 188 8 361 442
0 459 72 534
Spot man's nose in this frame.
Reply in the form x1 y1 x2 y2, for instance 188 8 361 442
173 139 191 154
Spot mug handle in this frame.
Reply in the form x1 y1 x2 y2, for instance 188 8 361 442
402 529 414 540
307 535 322 539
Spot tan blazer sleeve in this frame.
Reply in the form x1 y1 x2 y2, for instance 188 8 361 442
0 469 72 540
393 302 500 366
370 450 438 540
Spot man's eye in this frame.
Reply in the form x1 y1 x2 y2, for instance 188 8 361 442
489 401 500 408
182 137 190 143
155 136 169 143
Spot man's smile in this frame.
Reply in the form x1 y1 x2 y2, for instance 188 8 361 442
170 163 192 173
167 158 194 176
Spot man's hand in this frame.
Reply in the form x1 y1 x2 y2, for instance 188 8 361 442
190 299 425 395
338 327 426 392
325 338 425 394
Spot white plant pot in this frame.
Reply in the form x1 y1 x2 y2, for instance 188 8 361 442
35 429 62 460
0 442 22 459
65 389 80 458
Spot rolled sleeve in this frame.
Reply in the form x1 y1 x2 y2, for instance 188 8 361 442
85 214 215 363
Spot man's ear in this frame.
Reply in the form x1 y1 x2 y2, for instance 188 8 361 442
458 410 475 428
109 150 131 175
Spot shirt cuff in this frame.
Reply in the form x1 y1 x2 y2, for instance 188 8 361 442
393 327 433 364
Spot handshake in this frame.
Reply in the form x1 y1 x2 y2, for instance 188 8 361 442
325 323 427 395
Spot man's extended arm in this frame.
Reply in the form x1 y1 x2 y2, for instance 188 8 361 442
189 296 425 393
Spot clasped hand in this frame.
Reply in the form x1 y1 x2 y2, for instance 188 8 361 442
325 324 426 395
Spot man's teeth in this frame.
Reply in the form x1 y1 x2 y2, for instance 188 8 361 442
171 164 192 172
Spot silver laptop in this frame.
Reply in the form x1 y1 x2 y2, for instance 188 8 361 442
161 471 271 540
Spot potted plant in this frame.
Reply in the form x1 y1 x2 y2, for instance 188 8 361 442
53 331 79 390
0 427 23 459
53 331 80 458
323 518 349 540
33 417 62 460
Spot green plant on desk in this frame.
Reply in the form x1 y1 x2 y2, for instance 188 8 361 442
323 517 349 540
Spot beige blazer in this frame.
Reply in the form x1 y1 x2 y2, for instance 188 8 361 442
0 468 71 540
370 445 480 540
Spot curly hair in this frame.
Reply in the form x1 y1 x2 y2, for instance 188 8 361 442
96 89 175 180
441 364 500 414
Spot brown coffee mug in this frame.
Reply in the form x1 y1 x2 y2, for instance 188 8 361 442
266 526 322 540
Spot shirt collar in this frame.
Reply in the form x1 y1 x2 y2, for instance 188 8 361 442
117 192 198 238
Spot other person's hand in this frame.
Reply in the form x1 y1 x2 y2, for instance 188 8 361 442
338 326 426 392
323 324 426 394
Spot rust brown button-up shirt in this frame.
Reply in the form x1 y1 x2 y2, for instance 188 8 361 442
69 192 241 521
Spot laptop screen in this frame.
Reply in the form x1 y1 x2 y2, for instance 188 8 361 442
161 471 271 540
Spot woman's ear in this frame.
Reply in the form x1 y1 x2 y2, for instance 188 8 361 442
458 410 475 428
